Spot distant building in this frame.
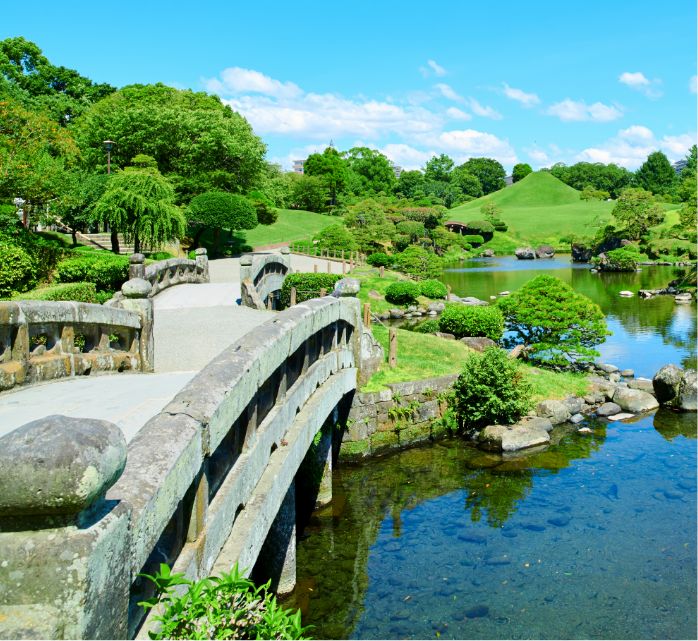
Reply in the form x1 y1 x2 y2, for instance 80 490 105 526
390 161 403 179
672 159 688 175
504 175 514 186
292 159 305 174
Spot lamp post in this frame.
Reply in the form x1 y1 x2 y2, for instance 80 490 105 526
103 140 115 174
13 197 26 228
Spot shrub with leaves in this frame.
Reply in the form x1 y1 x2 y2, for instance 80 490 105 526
595 246 641 272
12 282 98 303
462 234 485 246
419 279 448 299
55 253 129 291
452 347 533 432
0 245 35 298
366 252 391 267
313 224 357 253
280 273 342 307
462 220 495 241
438 304 504 340
497 274 608 365
393 246 443 279
139 563 310 640
413 318 440 333
385 281 421 305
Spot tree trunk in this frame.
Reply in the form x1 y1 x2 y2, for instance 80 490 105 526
192 226 205 249
110 230 120 254
71 227 77 247
134 233 140 254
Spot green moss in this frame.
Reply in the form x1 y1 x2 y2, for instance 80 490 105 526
369 430 400 452
338 440 371 462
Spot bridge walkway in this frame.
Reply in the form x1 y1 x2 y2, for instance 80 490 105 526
0 252 346 441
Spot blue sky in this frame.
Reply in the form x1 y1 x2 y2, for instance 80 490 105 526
4 0 696 172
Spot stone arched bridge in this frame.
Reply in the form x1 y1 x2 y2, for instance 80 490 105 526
0 250 375 640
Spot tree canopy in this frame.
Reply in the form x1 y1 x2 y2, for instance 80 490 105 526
457 157 506 194
344 147 396 194
549 161 632 199
512 163 532 183
72 83 267 202
498 275 608 365
635 151 676 195
303 146 348 206
186 190 257 247
611 187 664 239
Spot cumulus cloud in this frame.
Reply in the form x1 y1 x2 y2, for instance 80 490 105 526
445 107 472 120
690 75 697 94
204 67 301 99
502 83 540 107
547 99 623 122
416 129 516 164
467 97 503 120
527 149 549 164
618 71 662 98
380 143 438 170
434 83 464 102
577 127 695 168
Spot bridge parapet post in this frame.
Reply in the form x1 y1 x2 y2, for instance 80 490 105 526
0 415 131 640
129 253 146 280
118 278 154 372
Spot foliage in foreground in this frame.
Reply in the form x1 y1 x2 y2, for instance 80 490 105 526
385 281 421 305
12 281 100 303
498 275 608 365
452 347 533 432
139 563 310 640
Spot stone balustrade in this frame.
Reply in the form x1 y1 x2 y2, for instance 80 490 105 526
0 298 148 393
0 296 362 639
240 249 291 310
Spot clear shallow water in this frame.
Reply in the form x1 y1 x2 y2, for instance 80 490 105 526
440 257 696 378
289 413 697 639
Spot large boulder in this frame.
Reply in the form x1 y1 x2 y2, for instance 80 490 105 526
679 369 697 411
612 387 659 413
481 249 495 257
653 364 684 405
627 378 654 393
332 277 360 297
596 402 621 417
515 247 536 260
460 336 497 352
460 297 489 306
571 243 593 263
478 421 550 452
535 245 555 259
536 399 571 425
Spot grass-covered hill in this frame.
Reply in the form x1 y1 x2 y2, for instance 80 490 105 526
448 172 615 251
244 208 338 249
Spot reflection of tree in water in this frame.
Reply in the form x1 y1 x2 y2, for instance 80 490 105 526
653 407 697 441
463 424 607 528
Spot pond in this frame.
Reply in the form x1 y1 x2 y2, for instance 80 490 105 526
288 411 697 639
439 256 696 378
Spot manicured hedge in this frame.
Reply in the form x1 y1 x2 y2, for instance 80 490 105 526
385 281 421 305
413 319 440 334
366 252 391 267
280 273 343 307
12 282 99 303
462 234 485 246
438 304 504 340
55 253 129 291
420 279 448 299
463 221 495 242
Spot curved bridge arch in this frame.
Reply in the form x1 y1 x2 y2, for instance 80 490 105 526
240 251 292 309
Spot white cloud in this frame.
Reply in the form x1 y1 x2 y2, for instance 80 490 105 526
527 149 549 164
690 75 697 94
420 59 447 78
547 99 623 122
445 107 472 121
502 83 540 107
417 129 517 165
381 143 437 170
204 67 301 99
434 83 464 103
577 127 696 168
618 71 662 99
467 97 503 120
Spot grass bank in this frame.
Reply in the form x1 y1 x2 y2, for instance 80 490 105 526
244 208 338 248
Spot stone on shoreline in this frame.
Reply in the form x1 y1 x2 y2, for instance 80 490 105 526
536 399 571 425
596 402 621 417
612 387 659 413
515 247 536 260
478 421 551 452
460 336 497 352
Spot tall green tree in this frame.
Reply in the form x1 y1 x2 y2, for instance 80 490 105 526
450 167 483 198
93 158 185 253
54 170 109 244
512 163 532 182
72 84 266 202
290 175 329 212
344 147 396 194
457 157 506 195
303 146 348 206
393 170 425 199
550 161 632 198
423 153 454 183
635 151 676 195
611 187 664 239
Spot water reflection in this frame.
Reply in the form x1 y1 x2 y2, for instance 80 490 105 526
441 257 696 376
290 412 696 640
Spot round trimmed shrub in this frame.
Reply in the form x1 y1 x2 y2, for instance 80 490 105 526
462 234 485 247
367 252 390 267
463 220 495 242
0 245 35 297
438 304 504 340
413 319 440 334
385 281 421 305
420 279 448 299
452 347 533 432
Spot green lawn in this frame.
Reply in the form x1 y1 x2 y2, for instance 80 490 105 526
351 266 438 314
243 208 338 248
363 324 591 401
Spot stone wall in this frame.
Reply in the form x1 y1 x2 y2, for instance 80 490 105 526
340 374 457 462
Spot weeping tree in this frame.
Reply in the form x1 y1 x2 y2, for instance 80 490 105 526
93 156 185 253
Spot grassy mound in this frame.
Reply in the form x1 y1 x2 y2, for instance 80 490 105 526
244 208 338 248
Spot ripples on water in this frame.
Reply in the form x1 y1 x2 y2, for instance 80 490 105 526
289 412 697 639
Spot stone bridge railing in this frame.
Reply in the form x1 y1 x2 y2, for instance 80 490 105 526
0 296 362 639
0 293 152 393
240 249 292 310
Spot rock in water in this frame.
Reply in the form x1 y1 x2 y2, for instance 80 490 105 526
465 605 489 619
535 244 555 259
515 247 536 260
536 399 571 425
612 387 659 413
619 290 634 297
596 402 621 417
679 369 697 411
478 422 550 452
653 364 684 405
